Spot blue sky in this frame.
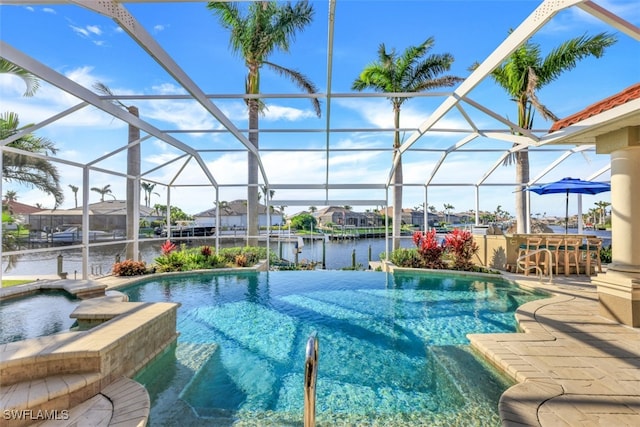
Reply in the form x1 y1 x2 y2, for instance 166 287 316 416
1 1 638 219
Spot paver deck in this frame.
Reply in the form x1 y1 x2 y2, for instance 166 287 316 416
469 271 640 426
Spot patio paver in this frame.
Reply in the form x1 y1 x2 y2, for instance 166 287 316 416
469 271 640 427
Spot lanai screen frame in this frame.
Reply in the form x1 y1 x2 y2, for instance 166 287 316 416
1 0 637 278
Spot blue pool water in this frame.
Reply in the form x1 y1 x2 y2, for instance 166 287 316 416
0 291 79 343
124 270 545 426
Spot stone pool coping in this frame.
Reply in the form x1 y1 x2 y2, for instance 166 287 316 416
0 279 107 301
0 294 178 427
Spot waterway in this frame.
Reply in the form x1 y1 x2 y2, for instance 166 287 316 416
2 227 611 278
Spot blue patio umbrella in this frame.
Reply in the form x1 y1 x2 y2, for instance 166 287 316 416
527 177 611 233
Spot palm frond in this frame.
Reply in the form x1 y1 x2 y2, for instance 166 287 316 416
0 58 40 97
264 61 321 117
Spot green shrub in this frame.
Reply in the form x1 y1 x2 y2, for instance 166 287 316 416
153 244 274 272
389 248 423 268
600 245 612 263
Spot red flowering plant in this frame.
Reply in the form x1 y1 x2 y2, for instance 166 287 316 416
412 230 446 269
161 240 177 255
200 245 212 257
443 229 479 271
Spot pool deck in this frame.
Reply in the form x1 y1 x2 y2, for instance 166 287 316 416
469 270 640 426
2 270 640 426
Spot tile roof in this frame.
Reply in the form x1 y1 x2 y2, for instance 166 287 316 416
549 83 640 132
2 200 43 215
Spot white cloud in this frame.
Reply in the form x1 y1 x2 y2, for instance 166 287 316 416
263 104 317 121
86 25 102 36
70 25 90 38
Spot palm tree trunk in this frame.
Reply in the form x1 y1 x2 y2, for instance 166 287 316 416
392 153 403 250
126 106 140 260
515 149 529 233
247 98 260 246
392 107 402 250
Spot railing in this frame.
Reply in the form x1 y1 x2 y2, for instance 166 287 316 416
516 248 553 284
304 331 319 427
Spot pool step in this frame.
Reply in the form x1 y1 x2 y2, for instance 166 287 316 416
428 345 511 406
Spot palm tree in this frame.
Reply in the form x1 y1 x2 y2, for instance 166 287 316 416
68 185 79 208
4 191 18 203
91 184 113 202
595 200 611 225
153 203 167 217
141 182 159 207
1 112 64 207
0 58 39 97
352 37 463 249
485 32 616 233
208 1 321 245
94 82 141 259
443 203 454 223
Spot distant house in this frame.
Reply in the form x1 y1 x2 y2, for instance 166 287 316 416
28 200 156 232
313 206 382 228
193 200 283 228
383 207 418 226
2 200 44 229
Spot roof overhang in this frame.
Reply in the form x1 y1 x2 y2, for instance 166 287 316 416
538 98 640 146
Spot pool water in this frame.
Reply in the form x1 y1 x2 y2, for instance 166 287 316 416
125 270 544 426
0 291 80 343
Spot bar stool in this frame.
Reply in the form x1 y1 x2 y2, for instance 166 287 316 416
580 237 603 275
560 237 582 276
544 236 564 275
517 236 544 276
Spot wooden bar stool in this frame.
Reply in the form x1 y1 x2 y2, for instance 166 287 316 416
560 237 582 276
517 236 544 276
580 237 603 275
544 236 564 275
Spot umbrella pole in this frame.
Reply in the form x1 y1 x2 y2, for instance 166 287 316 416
565 190 569 234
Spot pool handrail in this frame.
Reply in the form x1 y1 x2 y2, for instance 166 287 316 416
304 331 319 427
516 248 553 284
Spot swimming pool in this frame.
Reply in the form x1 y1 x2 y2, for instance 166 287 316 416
0 291 80 343
124 270 544 426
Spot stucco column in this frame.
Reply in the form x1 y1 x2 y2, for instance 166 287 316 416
593 128 640 327
610 148 640 271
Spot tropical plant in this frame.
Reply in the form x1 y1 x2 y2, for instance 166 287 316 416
483 32 616 233
353 37 463 250
161 240 177 255
208 1 321 245
1 112 64 207
443 229 478 271
112 259 147 276
90 184 113 202
412 229 446 269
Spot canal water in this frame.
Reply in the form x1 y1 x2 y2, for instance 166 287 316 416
2 228 611 277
